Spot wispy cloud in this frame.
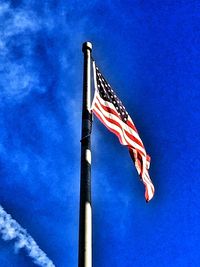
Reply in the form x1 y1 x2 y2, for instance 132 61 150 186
0 2 42 100
0 205 55 267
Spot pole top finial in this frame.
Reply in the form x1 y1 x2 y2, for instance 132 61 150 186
82 42 92 52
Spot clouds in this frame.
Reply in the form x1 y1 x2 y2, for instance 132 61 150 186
0 205 55 266
0 0 163 266
0 2 42 100
0 2 99 265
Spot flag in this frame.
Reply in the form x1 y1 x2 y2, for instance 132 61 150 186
91 61 155 202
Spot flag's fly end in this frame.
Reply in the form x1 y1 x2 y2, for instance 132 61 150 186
91 63 155 202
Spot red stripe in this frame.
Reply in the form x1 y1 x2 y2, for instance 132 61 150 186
95 107 149 183
92 89 155 202
146 154 151 162
127 119 138 133
94 103 145 155
93 109 124 145
96 96 120 118
125 128 144 149
129 145 155 202
144 172 155 192
96 96 139 134
129 148 142 173
143 175 155 202
129 147 140 165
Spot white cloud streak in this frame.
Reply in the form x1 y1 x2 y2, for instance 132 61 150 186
0 205 55 267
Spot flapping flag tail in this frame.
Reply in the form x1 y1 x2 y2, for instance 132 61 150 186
91 61 155 202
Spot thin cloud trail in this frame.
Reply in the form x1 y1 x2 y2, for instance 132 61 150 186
0 205 55 267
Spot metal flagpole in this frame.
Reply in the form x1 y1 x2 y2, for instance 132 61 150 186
78 42 93 267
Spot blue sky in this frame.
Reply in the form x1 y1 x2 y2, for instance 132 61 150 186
0 0 199 266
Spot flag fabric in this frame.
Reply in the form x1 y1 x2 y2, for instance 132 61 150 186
91 61 155 202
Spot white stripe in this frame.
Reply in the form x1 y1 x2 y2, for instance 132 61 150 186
94 100 146 155
129 148 154 200
142 155 147 174
143 172 153 189
142 171 154 196
91 65 155 201
94 104 143 152
94 97 144 148
144 171 154 192
94 107 129 145
94 103 146 157
95 94 144 146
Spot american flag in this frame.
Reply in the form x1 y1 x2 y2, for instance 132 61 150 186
91 61 155 202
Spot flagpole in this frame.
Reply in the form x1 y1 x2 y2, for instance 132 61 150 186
78 42 93 267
